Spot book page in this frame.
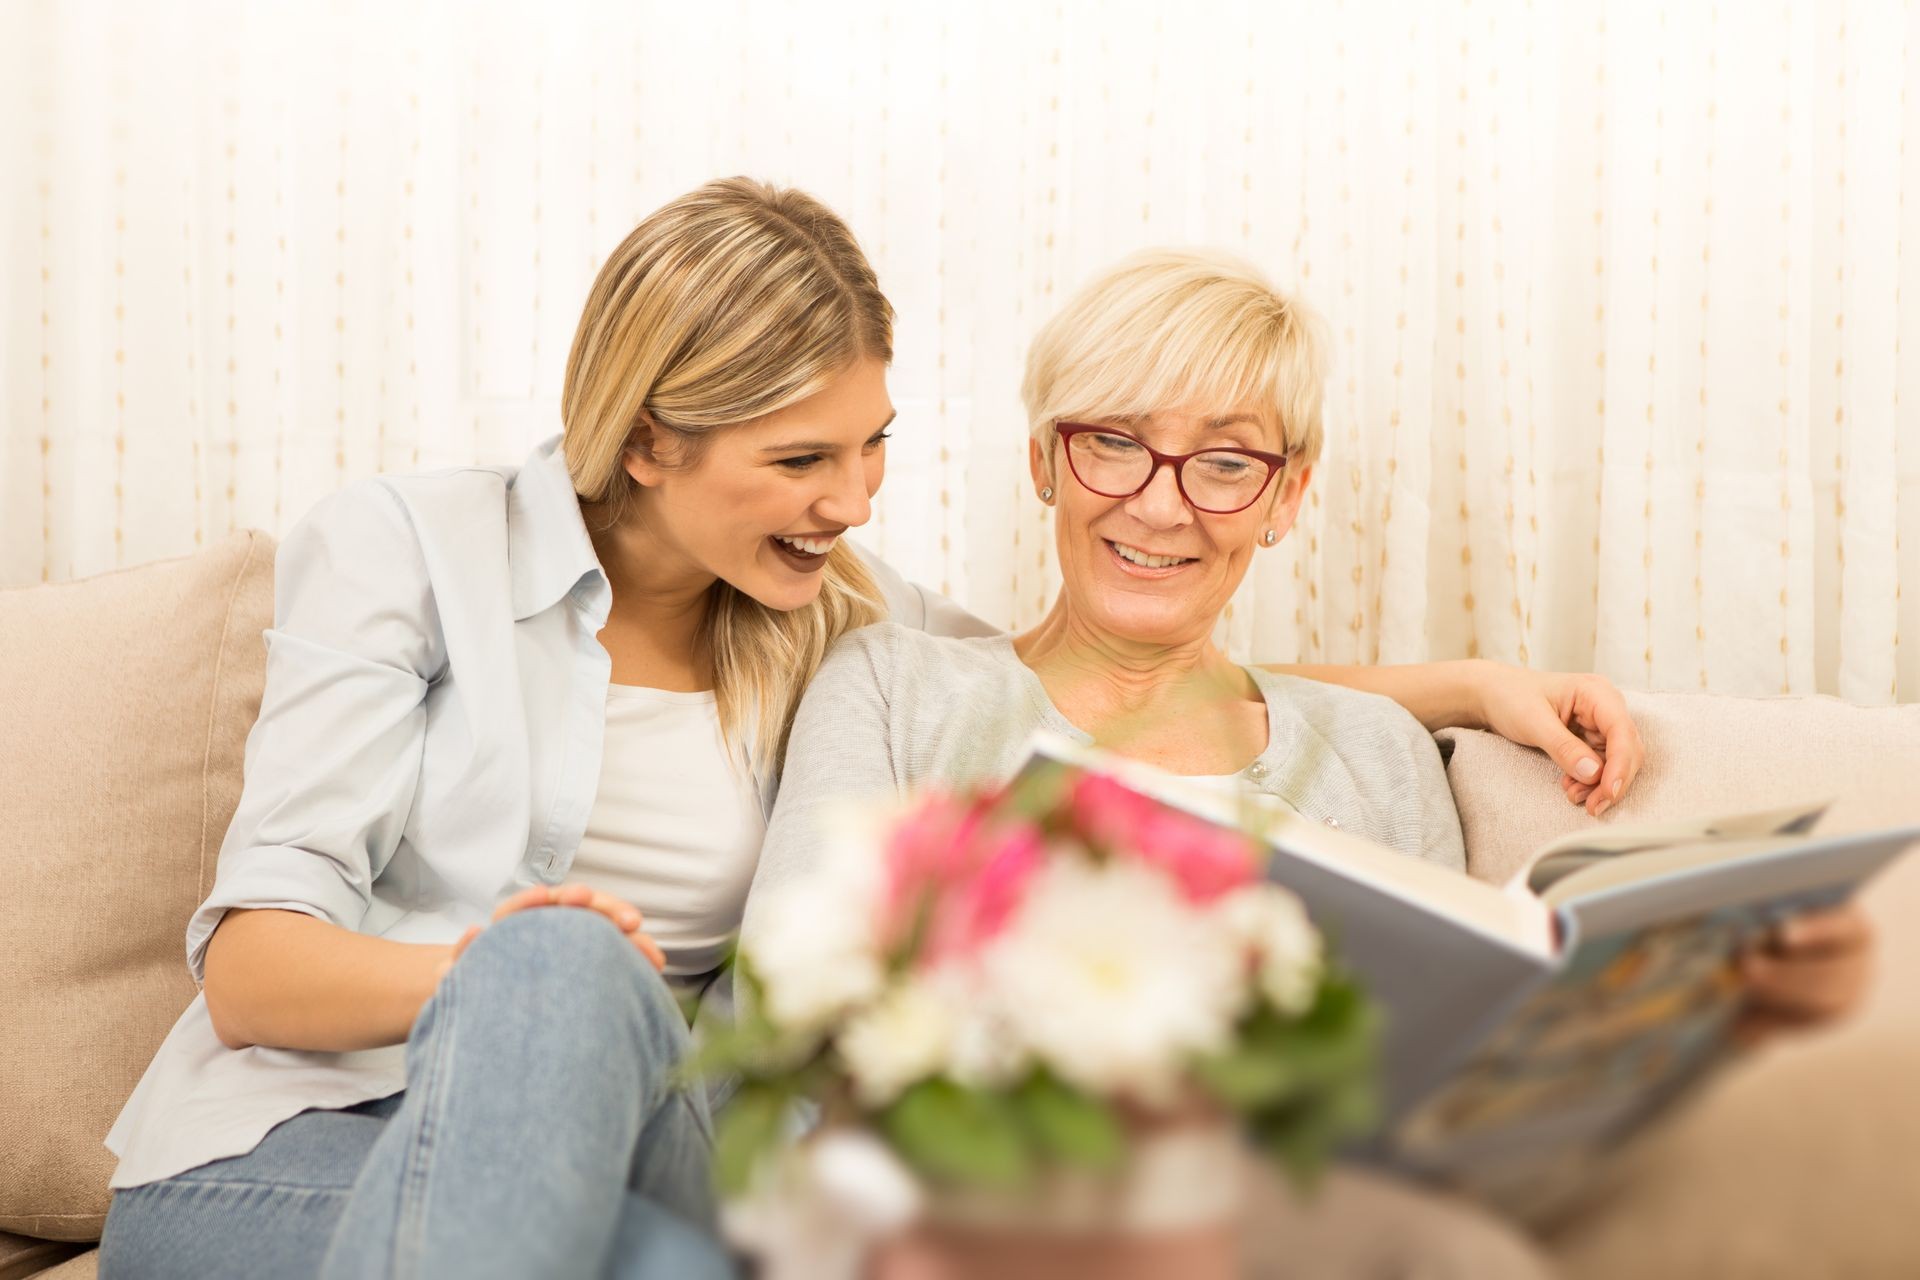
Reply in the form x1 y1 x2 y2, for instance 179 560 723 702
1523 799 1830 896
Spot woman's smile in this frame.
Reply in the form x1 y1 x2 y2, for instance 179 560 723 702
767 531 843 572
1101 537 1199 576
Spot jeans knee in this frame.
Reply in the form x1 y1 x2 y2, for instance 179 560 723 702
452 905 684 1041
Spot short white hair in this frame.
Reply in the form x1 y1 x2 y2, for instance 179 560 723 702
1020 248 1328 474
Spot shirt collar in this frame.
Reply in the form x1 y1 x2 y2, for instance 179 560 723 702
508 434 609 622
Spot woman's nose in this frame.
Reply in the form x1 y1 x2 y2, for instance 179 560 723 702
1123 460 1192 527
816 460 873 528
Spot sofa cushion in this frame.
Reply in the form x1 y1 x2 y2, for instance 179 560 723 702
0 1231 85 1280
1440 690 1920 1279
0 531 275 1241
22 1254 94 1280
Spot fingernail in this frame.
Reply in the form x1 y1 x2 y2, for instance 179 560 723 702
1611 778 1623 798
1576 757 1600 782
1594 798 1611 817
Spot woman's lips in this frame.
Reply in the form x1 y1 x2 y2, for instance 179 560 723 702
1102 538 1196 578
768 535 831 572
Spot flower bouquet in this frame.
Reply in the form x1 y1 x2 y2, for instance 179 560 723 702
701 757 1379 1279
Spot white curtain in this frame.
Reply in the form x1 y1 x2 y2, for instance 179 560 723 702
4 0 1917 703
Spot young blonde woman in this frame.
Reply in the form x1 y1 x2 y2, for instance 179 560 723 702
99 179 1646 1279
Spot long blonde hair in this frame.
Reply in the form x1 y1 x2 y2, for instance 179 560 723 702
561 177 889 771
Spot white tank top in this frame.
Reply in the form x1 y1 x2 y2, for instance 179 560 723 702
568 683 766 979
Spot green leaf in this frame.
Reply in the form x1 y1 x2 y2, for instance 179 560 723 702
1013 1073 1125 1171
1195 1040 1303 1109
880 1078 1033 1189
712 1083 789 1198
1004 760 1073 819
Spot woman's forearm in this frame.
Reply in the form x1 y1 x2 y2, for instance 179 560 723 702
1260 659 1493 733
202 907 450 1053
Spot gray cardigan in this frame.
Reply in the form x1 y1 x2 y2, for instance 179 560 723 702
742 622 1466 944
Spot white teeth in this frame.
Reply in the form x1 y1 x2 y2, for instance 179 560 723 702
774 534 838 556
1110 541 1193 569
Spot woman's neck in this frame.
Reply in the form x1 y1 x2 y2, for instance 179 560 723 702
584 500 716 688
1012 595 1255 725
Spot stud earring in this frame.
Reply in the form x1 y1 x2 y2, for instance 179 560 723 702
1040 486 1054 502
1261 529 1277 546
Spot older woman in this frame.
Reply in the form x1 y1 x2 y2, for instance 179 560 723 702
746 248 1874 1275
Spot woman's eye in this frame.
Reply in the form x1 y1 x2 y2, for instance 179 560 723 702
864 430 893 450
776 455 822 471
1090 433 1143 455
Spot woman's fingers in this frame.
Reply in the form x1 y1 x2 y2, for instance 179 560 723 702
477 883 665 970
1564 676 1643 816
1574 679 1635 809
1774 905 1874 954
489 883 651 954
491 883 552 921
1739 907 1876 1027
583 889 643 933
494 881 641 926
1740 950 1871 1021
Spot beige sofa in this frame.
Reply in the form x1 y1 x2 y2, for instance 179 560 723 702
3 532 1916 1279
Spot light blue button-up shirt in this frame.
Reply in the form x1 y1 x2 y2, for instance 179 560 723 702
104 434 993 1189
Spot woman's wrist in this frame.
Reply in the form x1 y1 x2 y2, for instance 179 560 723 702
1455 658 1499 733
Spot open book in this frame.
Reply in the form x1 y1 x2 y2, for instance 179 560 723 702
1012 733 1919 1224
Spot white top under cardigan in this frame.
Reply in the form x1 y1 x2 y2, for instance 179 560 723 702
103 434 997 1190
574 684 763 981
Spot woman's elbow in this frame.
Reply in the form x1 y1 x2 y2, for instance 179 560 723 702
201 916 259 1050
202 980 257 1050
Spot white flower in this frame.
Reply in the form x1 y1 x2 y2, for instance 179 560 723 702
981 857 1247 1100
1217 884 1324 1016
744 815 888 1033
836 976 956 1107
943 988 1028 1089
807 1127 924 1234
722 1130 920 1280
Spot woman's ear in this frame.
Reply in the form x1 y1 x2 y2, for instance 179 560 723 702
622 412 673 488
1262 461 1314 545
1028 436 1055 499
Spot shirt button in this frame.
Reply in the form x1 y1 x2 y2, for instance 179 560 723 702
1246 761 1268 780
1323 815 1341 830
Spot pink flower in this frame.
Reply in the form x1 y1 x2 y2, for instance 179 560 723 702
1068 773 1167 850
878 793 1045 965
873 768 1259 973
1069 771 1259 904
921 825 1044 967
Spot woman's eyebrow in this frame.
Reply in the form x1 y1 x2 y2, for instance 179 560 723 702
760 410 898 453
1205 414 1262 429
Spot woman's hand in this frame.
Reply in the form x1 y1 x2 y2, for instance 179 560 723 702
1732 904 1876 1048
436 882 667 984
1474 666 1646 817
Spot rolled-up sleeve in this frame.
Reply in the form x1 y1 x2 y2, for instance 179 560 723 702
185 480 445 985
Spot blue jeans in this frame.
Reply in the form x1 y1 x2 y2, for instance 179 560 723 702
99 908 733 1279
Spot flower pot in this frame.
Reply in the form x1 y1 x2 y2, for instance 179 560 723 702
868 1119 1244 1280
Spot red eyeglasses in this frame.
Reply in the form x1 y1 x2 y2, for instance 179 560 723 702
1054 422 1289 514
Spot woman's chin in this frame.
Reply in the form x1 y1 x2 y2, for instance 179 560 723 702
1080 599 1217 649
726 562 827 612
